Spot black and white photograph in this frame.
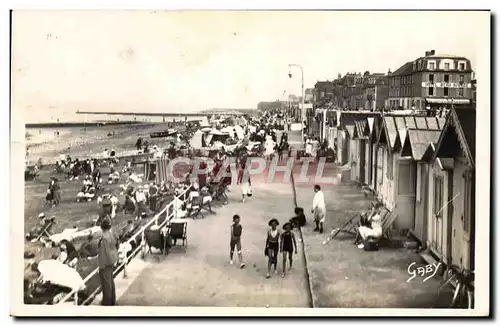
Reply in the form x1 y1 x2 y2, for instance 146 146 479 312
9 9 490 317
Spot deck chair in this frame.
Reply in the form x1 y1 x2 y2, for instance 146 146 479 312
189 195 205 219
33 218 56 242
325 211 360 243
362 210 398 248
380 210 399 240
144 227 166 256
168 221 187 248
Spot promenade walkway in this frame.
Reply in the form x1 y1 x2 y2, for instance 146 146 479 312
115 180 310 307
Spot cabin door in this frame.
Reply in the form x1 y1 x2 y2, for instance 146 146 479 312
430 171 447 260
359 139 366 184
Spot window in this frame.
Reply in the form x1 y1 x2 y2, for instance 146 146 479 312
433 175 444 217
398 162 416 196
444 74 449 83
428 87 434 96
463 170 473 233
429 62 435 70
459 75 465 83
444 63 450 70
429 74 434 83
444 87 449 97
458 88 464 97
459 63 465 70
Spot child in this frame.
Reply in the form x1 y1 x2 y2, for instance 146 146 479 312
280 222 297 278
265 218 280 278
229 215 246 268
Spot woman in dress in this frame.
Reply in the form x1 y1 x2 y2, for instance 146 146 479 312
240 167 251 203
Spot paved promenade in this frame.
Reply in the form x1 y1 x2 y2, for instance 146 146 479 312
116 181 311 307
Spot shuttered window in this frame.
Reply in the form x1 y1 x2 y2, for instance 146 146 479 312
433 175 444 217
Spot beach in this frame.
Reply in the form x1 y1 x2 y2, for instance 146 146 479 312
25 123 176 165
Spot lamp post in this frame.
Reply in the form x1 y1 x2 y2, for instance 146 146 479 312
288 64 305 145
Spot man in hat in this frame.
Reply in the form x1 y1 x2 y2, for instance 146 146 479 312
98 216 118 306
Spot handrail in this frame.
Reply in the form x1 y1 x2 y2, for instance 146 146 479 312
58 187 189 305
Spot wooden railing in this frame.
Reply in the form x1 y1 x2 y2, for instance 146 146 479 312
58 188 189 305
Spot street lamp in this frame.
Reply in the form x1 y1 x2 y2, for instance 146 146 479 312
288 64 305 144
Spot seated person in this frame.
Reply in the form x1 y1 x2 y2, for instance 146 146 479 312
108 166 121 184
186 183 200 211
83 175 93 187
355 203 384 249
79 234 98 259
117 235 133 265
56 240 78 268
25 213 55 241
77 184 96 202
290 207 306 229
122 160 133 174
200 186 212 205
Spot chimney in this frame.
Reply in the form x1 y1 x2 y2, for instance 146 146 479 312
425 51 430 56
430 50 435 55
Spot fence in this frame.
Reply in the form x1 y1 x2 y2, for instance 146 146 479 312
58 187 189 305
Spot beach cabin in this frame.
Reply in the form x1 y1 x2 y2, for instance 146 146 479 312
423 108 476 270
400 119 446 245
368 115 384 193
376 114 447 231
351 116 379 185
324 110 339 149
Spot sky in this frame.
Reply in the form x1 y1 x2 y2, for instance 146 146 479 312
11 10 487 122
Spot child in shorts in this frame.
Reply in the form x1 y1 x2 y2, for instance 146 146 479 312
230 215 246 268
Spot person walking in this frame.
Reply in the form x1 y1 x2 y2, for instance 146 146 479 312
51 177 61 206
280 222 297 278
229 215 246 268
311 184 326 233
265 218 280 278
98 217 118 306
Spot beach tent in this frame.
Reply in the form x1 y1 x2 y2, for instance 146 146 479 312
221 126 235 138
142 154 170 184
233 125 245 140
235 116 247 126
190 130 204 149
201 127 212 133
206 129 230 145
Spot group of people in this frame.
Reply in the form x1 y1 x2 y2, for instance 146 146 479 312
228 206 305 279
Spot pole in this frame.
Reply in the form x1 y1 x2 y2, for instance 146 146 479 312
289 64 305 147
300 66 304 146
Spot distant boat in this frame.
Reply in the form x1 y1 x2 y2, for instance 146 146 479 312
150 128 178 138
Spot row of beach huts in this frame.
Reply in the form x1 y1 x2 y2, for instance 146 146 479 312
307 107 476 272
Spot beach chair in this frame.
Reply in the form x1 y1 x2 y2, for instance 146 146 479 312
144 227 166 256
168 221 188 248
34 218 56 242
189 195 205 219
326 211 360 243
380 210 399 240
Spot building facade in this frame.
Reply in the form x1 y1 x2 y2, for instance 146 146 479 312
387 50 474 110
